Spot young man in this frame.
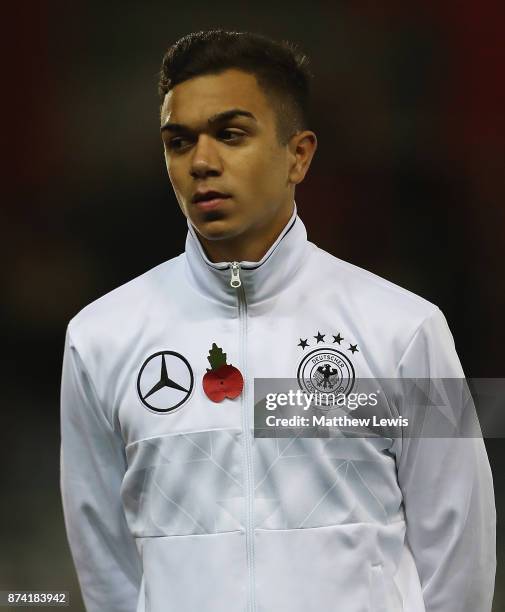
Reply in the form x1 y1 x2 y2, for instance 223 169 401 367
60 30 496 612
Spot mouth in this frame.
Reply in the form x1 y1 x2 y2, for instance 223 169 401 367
192 190 232 211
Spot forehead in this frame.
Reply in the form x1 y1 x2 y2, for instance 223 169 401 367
160 68 273 127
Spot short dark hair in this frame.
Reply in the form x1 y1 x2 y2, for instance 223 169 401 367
158 30 312 145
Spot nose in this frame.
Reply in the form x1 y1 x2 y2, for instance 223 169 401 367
190 134 222 179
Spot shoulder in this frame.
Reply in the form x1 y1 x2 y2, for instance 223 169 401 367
67 254 184 346
308 242 439 323
305 244 458 376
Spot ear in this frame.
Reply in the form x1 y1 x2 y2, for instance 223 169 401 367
287 130 318 185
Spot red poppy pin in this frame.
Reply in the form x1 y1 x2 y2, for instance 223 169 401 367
202 343 244 402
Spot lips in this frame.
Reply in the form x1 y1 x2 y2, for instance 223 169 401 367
192 190 231 204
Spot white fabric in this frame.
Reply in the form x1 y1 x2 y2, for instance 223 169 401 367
60 204 495 611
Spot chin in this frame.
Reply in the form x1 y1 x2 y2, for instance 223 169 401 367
192 211 242 241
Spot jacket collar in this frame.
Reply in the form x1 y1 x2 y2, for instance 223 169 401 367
183 203 308 306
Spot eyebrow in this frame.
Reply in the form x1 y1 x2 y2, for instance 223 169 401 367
160 108 257 133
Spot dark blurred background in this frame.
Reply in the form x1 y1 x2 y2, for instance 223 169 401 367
2 1 504 610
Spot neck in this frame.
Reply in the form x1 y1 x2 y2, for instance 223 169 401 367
196 203 295 263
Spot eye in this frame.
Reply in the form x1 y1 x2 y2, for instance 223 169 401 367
166 136 192 151
219 129 245 143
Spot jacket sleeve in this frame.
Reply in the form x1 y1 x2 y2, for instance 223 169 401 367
60 325 142 612
393 308 496 612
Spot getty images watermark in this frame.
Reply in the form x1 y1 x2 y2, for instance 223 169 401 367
254 378 505 438
261 386 407 431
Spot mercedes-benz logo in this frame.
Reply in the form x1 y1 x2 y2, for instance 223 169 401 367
137 351 194 413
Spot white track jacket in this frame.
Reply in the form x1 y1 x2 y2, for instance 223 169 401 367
60 205 496 612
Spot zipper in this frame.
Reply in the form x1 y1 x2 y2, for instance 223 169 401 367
229 261 255 612
229 261 242 288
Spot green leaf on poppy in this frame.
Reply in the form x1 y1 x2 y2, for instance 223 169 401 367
207 342 228 371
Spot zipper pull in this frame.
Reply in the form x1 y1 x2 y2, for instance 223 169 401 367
229 261 242 288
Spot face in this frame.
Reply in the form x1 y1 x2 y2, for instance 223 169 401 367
160 69 314 248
